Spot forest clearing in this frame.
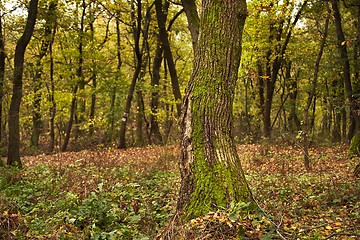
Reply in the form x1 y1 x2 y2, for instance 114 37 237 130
1 144 359 239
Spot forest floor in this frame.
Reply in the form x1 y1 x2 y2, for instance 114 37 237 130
0 144 359 239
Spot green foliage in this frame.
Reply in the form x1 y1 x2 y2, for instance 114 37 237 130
0 159 178 239
1 144 359 239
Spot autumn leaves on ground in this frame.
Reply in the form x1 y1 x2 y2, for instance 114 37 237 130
0 144 359 239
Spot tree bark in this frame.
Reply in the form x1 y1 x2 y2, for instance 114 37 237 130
181 0 199 51
118 0 152 149
0 13 5 146
348 2 360 157
75 0 86 133
106 10 122 142
331 0 357 142
303 6 329 170
30 0 57 147
61 86 78 152
8 0 39 167
177 0 252 219
49 36 56 152
155 0 182 117
149 39 164 145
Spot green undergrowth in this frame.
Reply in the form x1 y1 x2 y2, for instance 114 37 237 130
0 145 359 239
0 162 179 239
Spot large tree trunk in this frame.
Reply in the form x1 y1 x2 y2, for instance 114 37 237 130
8 0 38 167
177 0 252 219
349 3 360 157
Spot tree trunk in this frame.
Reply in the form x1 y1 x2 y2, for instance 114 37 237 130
118 1 152 149
149 39 164 145
30 0 57 147
331 0 357 142
106 10 122 142
61 86 78 152
262 1 307 138
181 0 199 51
0 13 5 146
49 37 56 152
135 90 145 146
286 63 301 133
177 0 253 219
303 6 329 170
89 15 97 138
75 0 86 136
155 0 182 117
349 3 360 157
8 0 39 167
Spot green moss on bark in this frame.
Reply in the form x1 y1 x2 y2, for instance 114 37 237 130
349 131 360 157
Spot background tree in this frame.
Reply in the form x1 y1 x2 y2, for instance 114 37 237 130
7 0 38 167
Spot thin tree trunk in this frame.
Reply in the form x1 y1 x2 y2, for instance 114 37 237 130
331 0 356 141
149 40 164 145
118 1 152 149
262 1 307 138
180 0 199 51
287 63 301 133
106 10 122 142
177 0 252 219
303 5 329 170
61 86 78 152
30 1 57 147
89 15 96 137
49 38 56 152
76 0 86 132
7 0 39 167
0 13 5 146
155 0 181 117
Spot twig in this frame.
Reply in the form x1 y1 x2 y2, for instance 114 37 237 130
324 232 360 240
252 197 288 240
297 223 328 234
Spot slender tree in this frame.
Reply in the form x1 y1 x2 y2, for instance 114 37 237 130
0 11 5 146
177 0 253 218
303 3 329 170
118 1 152 149
30 0 57 147
8 0 39 167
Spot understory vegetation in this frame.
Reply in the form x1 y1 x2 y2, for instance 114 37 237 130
0 144 359 239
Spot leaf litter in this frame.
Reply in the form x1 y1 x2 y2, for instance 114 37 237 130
0 144 359 239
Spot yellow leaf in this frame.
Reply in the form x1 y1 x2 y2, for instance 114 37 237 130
325 225 332 230
334 222 342 226
341 41 346 46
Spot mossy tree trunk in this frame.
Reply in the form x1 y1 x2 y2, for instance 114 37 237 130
350 4 360 158
177 0 253 219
